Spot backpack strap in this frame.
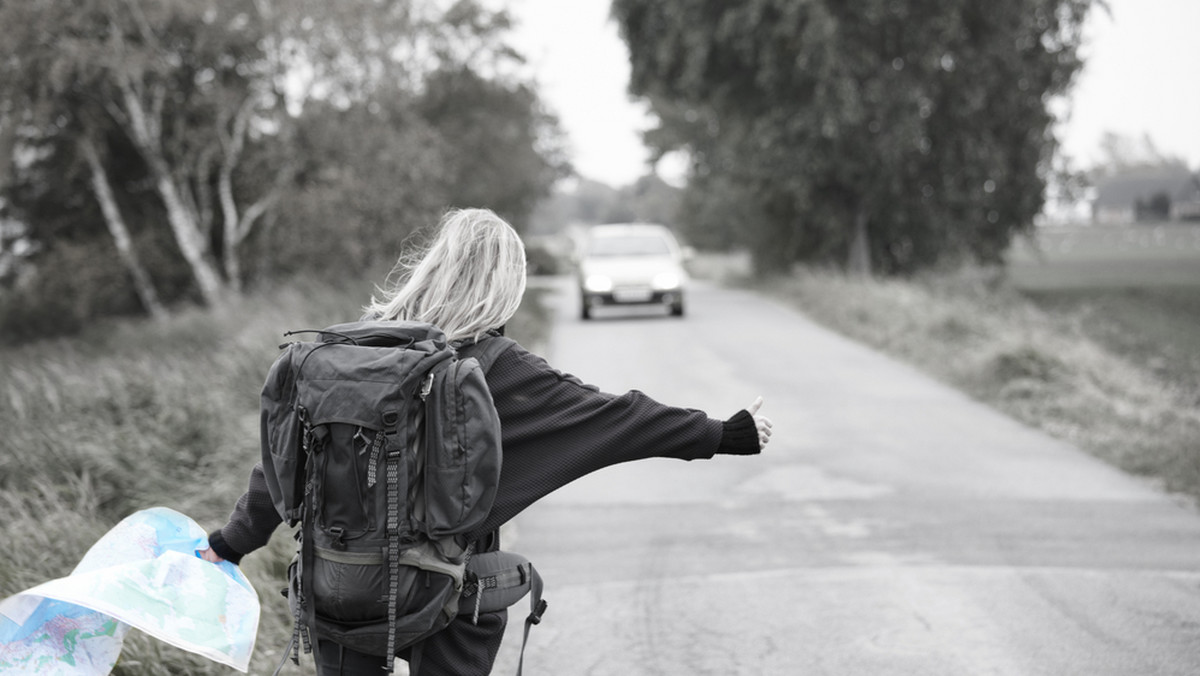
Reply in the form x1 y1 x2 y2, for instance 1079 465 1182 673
459 335 516 373
288 417 325 671
516 564 547 676
462 550 548 676
382 407 408 674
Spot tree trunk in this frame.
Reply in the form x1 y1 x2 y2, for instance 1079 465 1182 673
220 174 282 294
119 81 227 306
218 155 243 294
78 135 168 321
847 207 872 276
155 169 227 305
217 100 250 293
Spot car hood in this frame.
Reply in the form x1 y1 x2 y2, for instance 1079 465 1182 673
580 256 685 283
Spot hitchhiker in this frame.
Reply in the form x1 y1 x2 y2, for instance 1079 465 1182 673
199 207 772 675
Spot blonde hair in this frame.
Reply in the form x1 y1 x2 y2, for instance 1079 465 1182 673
365 208 527 343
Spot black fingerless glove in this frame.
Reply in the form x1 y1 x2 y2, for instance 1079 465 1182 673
206 529 245 565
718 409 761 456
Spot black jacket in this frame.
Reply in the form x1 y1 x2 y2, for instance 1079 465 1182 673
210 339 759 562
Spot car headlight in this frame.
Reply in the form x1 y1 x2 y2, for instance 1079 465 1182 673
652 271 682 290
584 275 613 292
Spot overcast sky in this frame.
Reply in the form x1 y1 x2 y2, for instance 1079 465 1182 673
1058 0 1200 169
505 0 1200 188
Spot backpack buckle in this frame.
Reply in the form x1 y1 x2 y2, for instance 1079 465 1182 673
530 599 548 625
381 410 400 431
329 527 346 550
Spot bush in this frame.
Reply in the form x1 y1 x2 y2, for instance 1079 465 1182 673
524 239 563 276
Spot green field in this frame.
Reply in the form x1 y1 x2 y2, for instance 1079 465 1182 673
1008 222 1200 288
1008 222 1200 401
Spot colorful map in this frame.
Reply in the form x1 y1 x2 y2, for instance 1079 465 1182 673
0 508 260 674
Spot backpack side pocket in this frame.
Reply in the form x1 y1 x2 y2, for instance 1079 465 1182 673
261 347 306 525
424 358 502 538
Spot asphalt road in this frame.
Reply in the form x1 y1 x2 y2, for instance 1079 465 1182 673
491 278 1200 676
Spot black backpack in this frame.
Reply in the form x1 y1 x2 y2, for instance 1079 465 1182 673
259 320 543 673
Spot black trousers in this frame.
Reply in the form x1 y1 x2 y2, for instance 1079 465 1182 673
314 610 509 676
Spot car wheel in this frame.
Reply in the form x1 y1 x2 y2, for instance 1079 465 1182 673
581 299 592 320
670 301 685 317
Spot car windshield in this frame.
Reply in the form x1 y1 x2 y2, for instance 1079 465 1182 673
586 234 671 257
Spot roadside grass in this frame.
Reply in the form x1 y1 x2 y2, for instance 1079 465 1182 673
1007 223 1200 404
1019 287 1200 404
756 259 1200 505
0 276 553 676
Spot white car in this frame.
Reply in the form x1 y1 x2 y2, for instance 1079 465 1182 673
576 224 689 320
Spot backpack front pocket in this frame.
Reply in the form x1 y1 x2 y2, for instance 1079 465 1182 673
315 422 377 538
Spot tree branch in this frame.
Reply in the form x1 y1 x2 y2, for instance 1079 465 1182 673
237 160 294 242
77 130 168 320
147 81 166 146
120 0 162 52
116 77 154 151
195 143 219 238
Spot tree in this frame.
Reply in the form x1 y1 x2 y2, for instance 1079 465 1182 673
613 0 1095 275
78 133 167 319
416 66 571 228
0 0 290 307
259 3 569 272
1 0 567 334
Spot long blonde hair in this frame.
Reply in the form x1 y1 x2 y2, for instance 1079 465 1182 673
365 208 527 343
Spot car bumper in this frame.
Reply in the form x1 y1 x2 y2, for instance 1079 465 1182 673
582 289 683 307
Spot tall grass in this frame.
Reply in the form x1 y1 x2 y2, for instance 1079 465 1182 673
760 267 1200 502
1020 287 1200 404
0 276 551 675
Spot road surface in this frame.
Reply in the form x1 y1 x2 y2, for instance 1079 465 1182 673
491 278 1200 675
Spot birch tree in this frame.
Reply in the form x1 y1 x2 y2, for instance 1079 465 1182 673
0 0 293 307
1 0 564 323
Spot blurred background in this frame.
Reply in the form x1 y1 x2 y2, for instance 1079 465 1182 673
1 0 1196 338
1 1 1197 673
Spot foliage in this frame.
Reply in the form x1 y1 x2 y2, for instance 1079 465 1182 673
612 0 1095 274
527 174 683 234
261 95 451 279
0 0 568 342
417 66 572 223
0 0 284 307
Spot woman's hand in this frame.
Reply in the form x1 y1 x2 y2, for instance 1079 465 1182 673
198 548 225 564
747 396 773 448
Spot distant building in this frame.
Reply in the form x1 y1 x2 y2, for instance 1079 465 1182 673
1092 166 1200 224
1174 176 1200 221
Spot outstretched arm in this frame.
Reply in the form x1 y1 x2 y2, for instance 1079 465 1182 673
468 344 770 539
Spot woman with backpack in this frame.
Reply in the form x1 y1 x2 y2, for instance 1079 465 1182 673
200 207 772 675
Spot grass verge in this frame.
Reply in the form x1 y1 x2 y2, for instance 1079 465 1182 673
0 276 553 676
757 266 1200 505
